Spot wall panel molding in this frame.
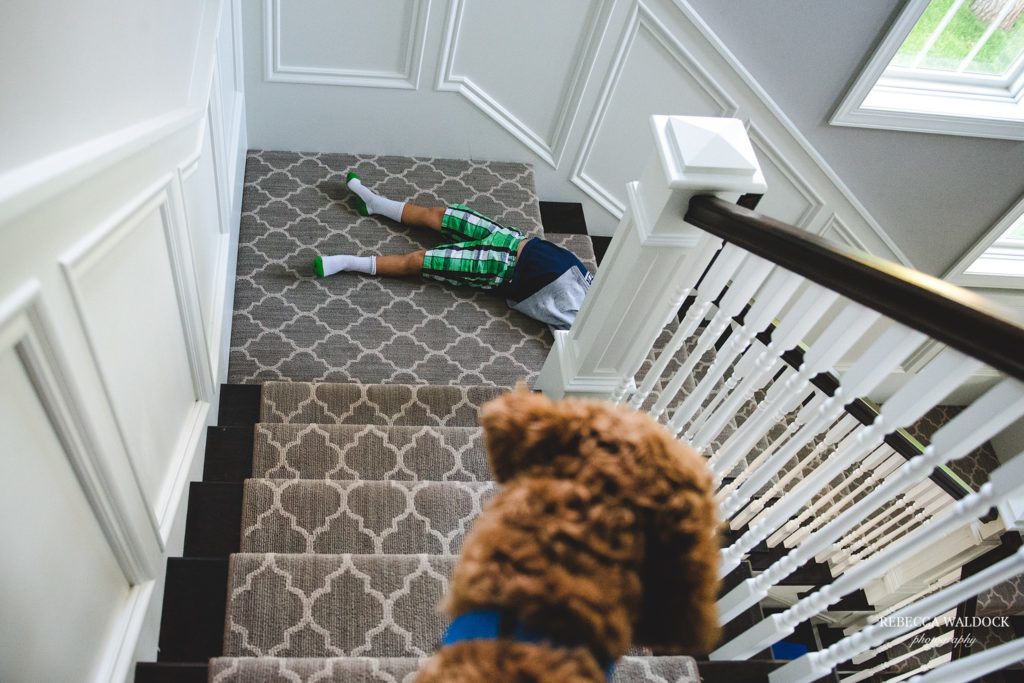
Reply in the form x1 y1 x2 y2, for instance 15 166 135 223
263 0 430 89
59 176 213 544
0 283 158 683
822 214 869 253
571 0 739 218
436 0 613 168
748 124 826 229
0 281 153 582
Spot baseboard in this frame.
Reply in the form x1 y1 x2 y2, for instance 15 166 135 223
102 581 157 683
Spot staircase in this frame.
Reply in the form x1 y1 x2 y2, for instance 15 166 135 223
134 146 1024 683
135 152 726 681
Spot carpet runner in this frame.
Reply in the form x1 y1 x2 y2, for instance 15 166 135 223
212 381 701 682
229 152 595 387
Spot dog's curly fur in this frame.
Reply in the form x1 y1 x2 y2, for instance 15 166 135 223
417 388 720 682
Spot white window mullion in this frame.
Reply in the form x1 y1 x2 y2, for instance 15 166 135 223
956 0 1020 73
912 0 968 68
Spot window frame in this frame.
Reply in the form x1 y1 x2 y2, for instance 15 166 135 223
832 0 1024 141
946 195 1024 289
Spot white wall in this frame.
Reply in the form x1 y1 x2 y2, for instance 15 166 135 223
241 0 908 264
0 0 246 680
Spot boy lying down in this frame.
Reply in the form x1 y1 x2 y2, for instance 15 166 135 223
313 172 594 330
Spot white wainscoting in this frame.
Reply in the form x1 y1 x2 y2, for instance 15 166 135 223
243 0 909 264
0 0 246 680
264 0 430 89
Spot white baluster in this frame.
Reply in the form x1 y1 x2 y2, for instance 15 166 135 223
708 301 883 479
908 635 1024 683
625 240 737 409
727 413 856 529
691 284 840 451
765 546 1024 682
863 569 960 627
843 631 954 683
770 448 901 549
666 267 803 434
718 344 978 576
717 325 928 534
647 253 775 421
830 486 950 572
823 480 934 563
716 377 1024 624
851 608 957 665
715 433 1024 659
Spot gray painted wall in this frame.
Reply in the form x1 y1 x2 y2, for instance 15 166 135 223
687 0 1024 276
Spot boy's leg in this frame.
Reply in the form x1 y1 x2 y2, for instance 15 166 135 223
347 172 444 231
314 250 425 278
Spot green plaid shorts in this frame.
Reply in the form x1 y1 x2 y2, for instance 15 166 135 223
422 205 526 290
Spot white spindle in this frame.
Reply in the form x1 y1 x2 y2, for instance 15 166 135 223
907 636 1024 683
708 301 883 480
647 253 774 421
714 439 1024 661
716 378 1024 625
891 655 952 683
850 608 957 665
727 413 856 528
824 479 937 563
718 345 976 577
689 284 840 451
625 241 738 408
718 324 927 534
771 449 902 549
863 569 961 628
665 267 803 433
766 546 1024 682
842 631 954 683
830 486 951 572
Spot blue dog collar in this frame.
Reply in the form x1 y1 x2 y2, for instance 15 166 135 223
441 609 617 679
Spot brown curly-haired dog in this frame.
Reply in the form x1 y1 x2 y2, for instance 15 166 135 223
417 388 720 682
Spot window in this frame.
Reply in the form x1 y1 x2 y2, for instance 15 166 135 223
833 0 1024 139
946 195 1024 287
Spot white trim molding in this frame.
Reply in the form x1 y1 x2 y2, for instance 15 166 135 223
832 0 1024 140
263 0 430 90
436 0 613 168
0 283 159 683
59 176 213 546
946 193 1024 289
571 0 739 218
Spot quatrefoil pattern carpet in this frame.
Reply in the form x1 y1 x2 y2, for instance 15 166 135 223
228 151 593 386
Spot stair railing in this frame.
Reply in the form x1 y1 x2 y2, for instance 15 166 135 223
537 115 1024 681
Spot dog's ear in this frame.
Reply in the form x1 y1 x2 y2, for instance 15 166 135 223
633 429 721 655
479 385 589 483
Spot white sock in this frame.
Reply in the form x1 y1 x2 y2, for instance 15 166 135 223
314 254 377 277
347 176 406 223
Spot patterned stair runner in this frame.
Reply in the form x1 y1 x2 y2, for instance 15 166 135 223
240 479 495 554
229 152 595 388
209 655 701 683
253 424 490 482
214 381 700 681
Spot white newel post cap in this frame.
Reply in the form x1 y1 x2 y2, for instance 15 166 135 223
651 116 766 194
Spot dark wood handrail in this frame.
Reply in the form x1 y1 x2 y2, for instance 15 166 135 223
685 196 1024 381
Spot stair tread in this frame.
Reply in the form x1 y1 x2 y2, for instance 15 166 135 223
240 479 495 554
253 423 489 482
260 382 505 427
224 553 456 658
209 655 699 682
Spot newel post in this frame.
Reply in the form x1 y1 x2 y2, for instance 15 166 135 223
535 115 766 400
536 113 761 401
